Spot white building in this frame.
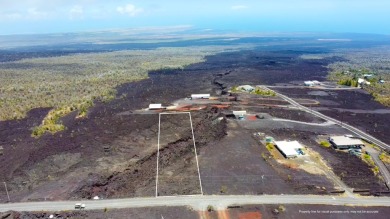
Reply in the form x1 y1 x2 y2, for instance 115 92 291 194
191 94 210 99
329 136 364 149
274 140 304 158
149 104 163 110
304 81 315 86
233 111 247 119
304 80 321 86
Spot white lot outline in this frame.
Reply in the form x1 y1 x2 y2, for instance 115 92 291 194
156 112 203 197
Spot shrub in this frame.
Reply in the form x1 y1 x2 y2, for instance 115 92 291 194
220 185 228 194
320 141 331 148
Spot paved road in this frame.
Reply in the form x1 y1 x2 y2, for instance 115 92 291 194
365 147 390 187
271 118 336 126
1 195 390 212
263 86 390 187
263 86 390 151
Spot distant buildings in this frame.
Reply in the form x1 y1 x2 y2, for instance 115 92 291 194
191 94 210 99
274 140 304 158
329 136 364 149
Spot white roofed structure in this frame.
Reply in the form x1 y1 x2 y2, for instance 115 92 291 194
329 136 364 149
304 81 314 86
274 140 303 158
149 104 163 109
191 94 210 99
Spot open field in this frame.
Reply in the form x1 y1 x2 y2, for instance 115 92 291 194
1 36 390 204
0 45 251 137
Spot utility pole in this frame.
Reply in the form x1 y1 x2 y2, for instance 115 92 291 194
3 182 10 202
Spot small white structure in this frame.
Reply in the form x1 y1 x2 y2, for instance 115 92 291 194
304 80 321 86
238 85 255 92
149 104 163 110
304 81 315 86
358 78 371 85
191 94 210 99
329 136 364 149
233 111 247 116
312 80 321 85
379 79 385 84
93 196 100 200
274 140 304 158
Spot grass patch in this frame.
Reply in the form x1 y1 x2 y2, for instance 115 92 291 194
266 142 274 150
362 153 380 175
320 141 331 148
379 152 390 164
252 87 276 96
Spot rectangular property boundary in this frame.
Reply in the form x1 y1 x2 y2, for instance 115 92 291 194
155 112 203 197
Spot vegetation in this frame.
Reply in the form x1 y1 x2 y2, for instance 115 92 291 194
230 85 238 92
0 46 245 136
320 141 331 148
220 185 228 194
379 152 390 164
278 205 286 212
337 78 359 87
207 205 214 212
266 142 274 150
326 46 390 107
252 87 276 96
362 153 380 175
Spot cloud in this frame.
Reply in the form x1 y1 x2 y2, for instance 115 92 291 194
27 7 48 19
231 5 248 10
69 5 84 19
117 4 143 16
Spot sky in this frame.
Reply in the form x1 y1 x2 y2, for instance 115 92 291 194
0 0 389 35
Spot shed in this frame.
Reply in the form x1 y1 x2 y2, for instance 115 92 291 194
191 94 210 99
304 81 314 86
329 136 364 149
274 140 303 158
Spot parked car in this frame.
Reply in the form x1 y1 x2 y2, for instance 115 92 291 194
75 203 86 210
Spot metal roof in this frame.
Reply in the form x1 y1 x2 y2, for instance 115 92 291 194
329 136 364 146
274 140 303 157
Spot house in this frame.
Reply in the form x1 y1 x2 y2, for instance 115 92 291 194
191 94 210 99
274 140 304 158
312 80 321 85
329 136 364 149
379 79 385 84
364 74 373 79
149 104 163 110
